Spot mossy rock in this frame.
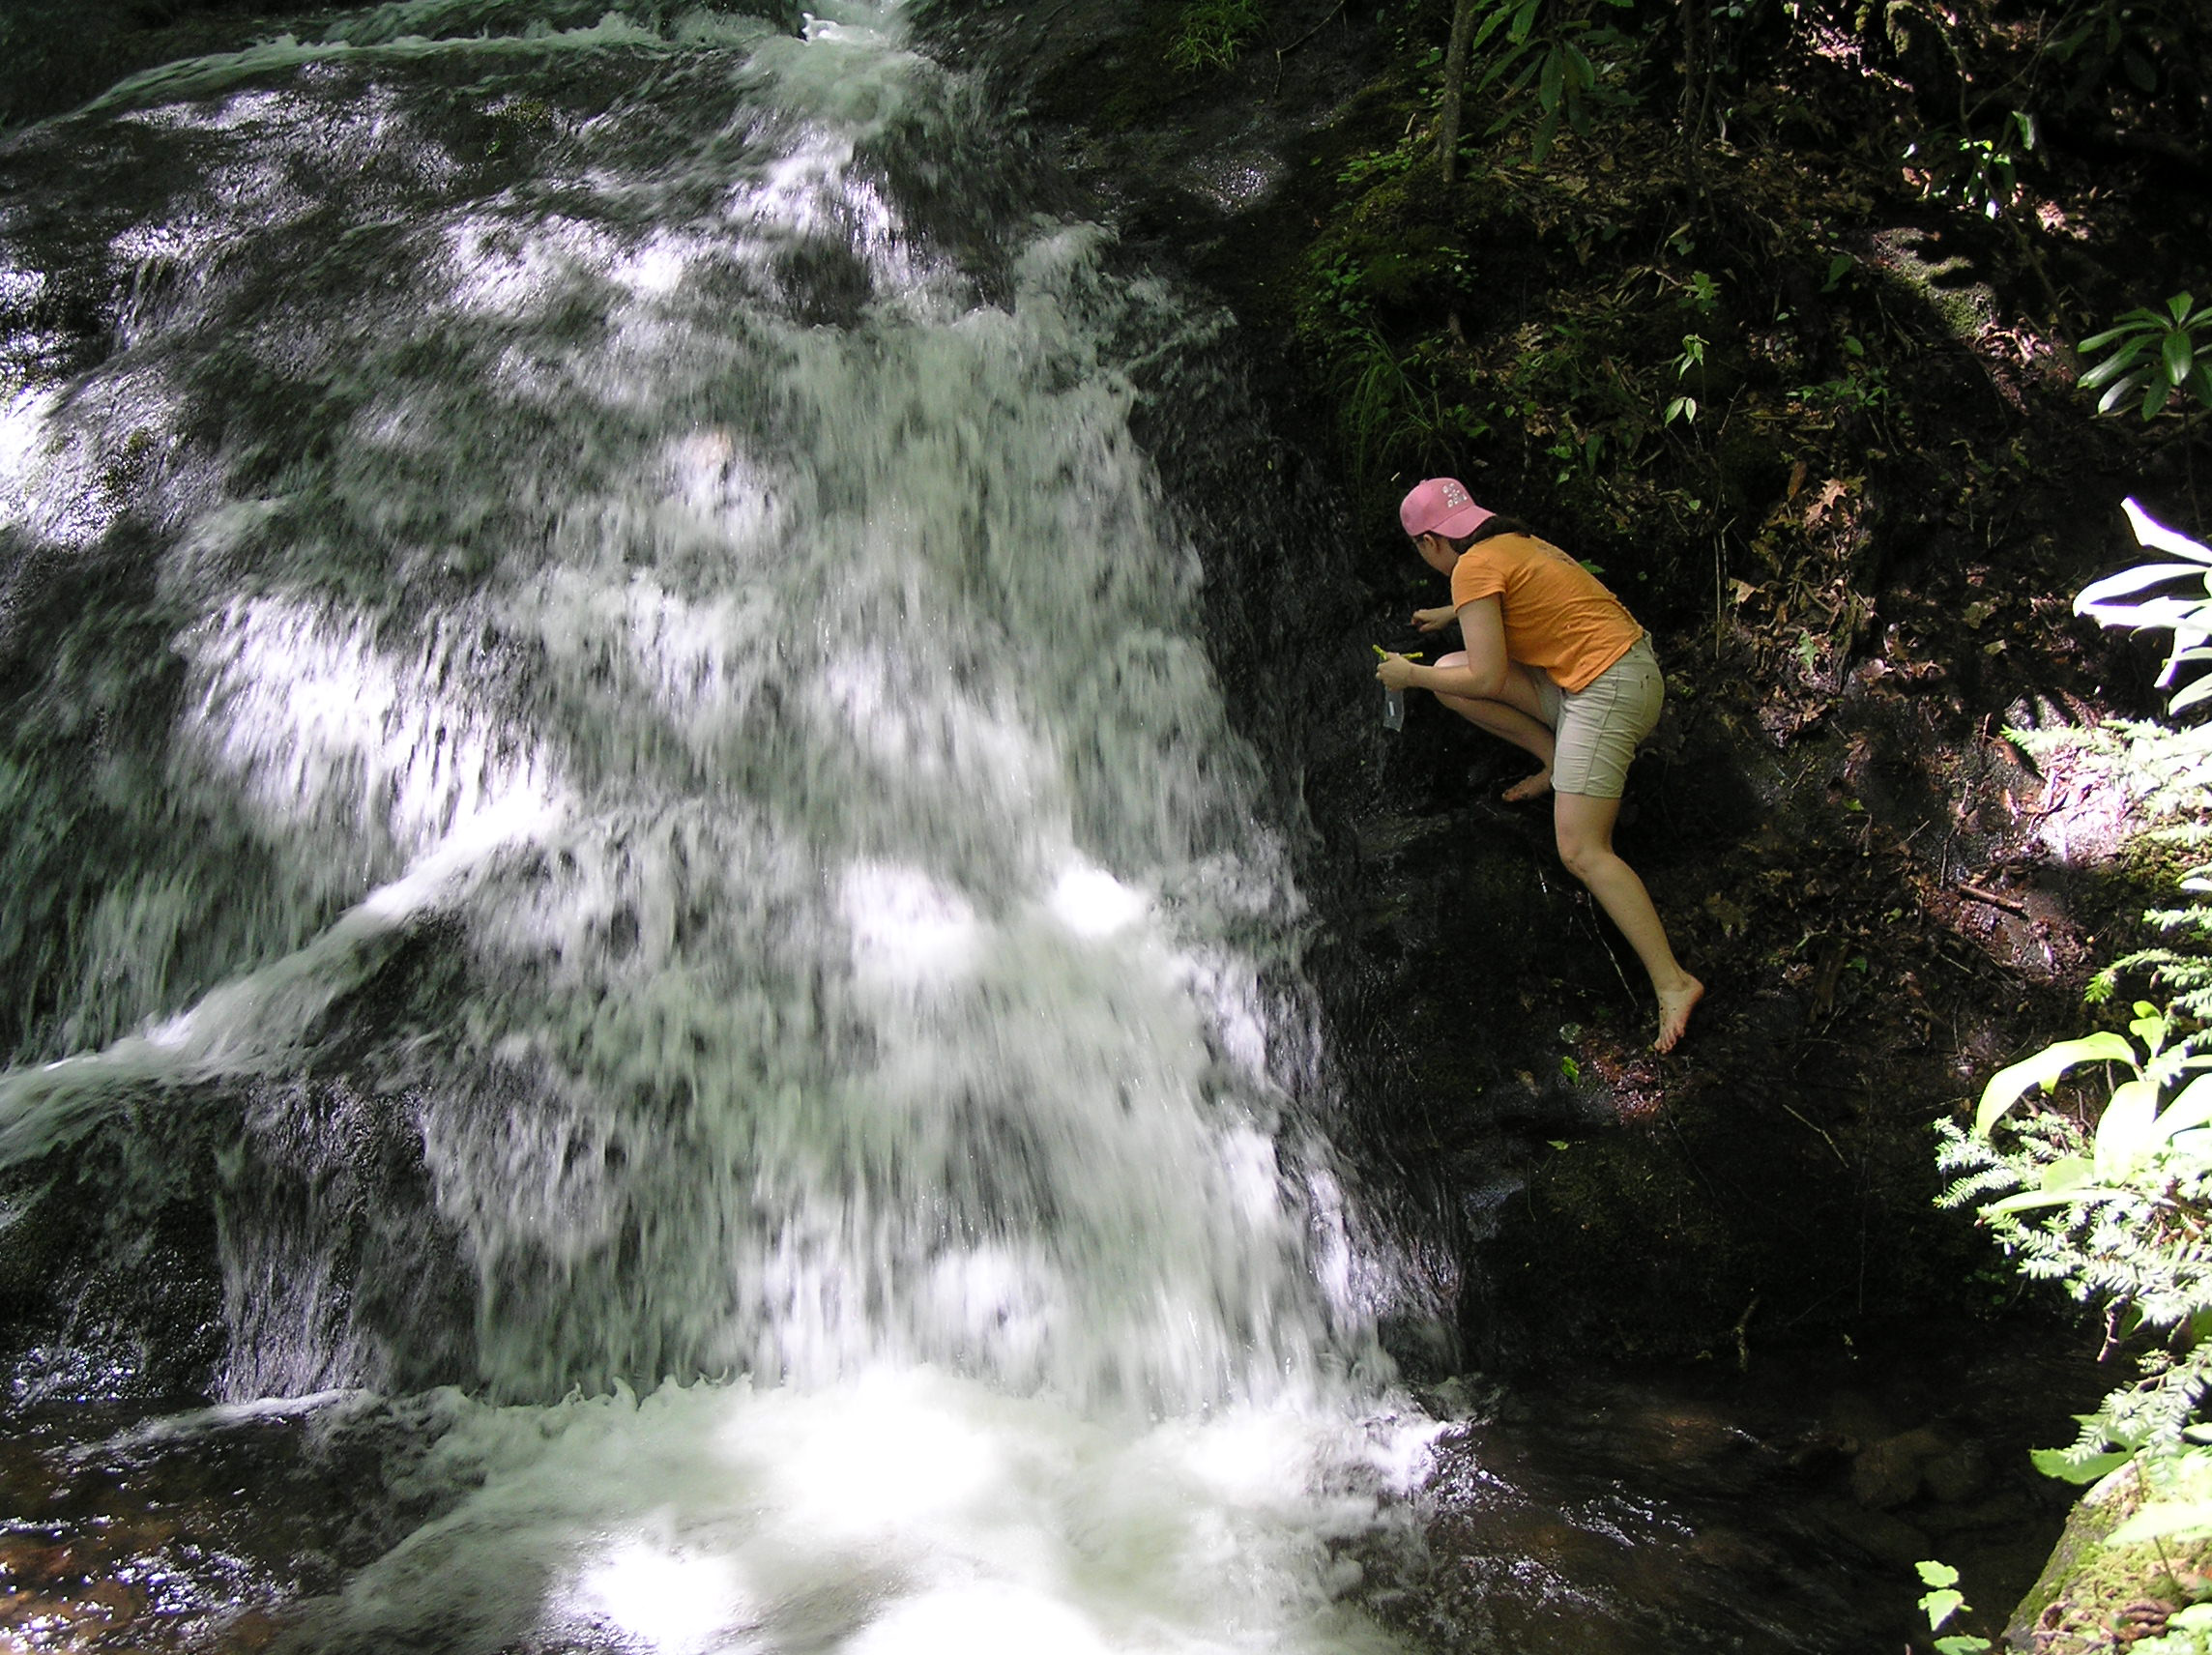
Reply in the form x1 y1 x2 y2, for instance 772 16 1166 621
2007 1467 2212 1652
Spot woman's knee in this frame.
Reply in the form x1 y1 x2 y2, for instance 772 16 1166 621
1553 815 1616 881
1556 833 1601 882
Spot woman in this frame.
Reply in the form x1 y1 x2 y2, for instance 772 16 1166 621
1376 478 1703 1054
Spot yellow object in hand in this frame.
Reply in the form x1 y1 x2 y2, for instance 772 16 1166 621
1372 644 1425 660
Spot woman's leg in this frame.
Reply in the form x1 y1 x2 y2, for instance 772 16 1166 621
1554 789 1703 1053
1431 652 1557 799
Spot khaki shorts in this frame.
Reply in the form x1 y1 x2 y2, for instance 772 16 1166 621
1533 635 1663 799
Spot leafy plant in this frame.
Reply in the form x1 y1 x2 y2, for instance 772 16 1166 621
1791 356 1891 417
1457 0 1637 161
1334 139 1422 187
2139 1602 2212 1655
1167 0 1264 72
1915 1559 1994 1654
2042 0 2198 109
2073 498 2212 713
2081 295 2212 423
1663 333 1705 426
1904 112 2038 219
1940 502 2212 1557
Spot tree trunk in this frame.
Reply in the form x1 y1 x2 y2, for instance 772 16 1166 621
1439 0 1478 184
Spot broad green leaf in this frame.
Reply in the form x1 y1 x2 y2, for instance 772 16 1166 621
1920 1588 1965 1630
2029 1446 2130 1482
2095 1076 2164 1174
1983 1185 2123 1216
2131 1007 2169 1051
2164 331 2197 389
1915 1561 1961 1588
2097 368 2150 415
2080 326 2148 359
1934 1639 1992 1655
2108 1499 2212 1546
2163 674 2212 714
2155 1074 2212 1138
2077 595 2212 631
2075 563 2212 605
2124 498 2212 563
1976 1032 2139 1135
1530 105 1560 160
2039 1155 2094 1191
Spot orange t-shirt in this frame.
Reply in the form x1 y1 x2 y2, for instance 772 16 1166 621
1448 533 1644 693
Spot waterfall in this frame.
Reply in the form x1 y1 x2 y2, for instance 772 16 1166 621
0 1 1427 1648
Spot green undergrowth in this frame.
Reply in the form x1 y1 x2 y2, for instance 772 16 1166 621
1936 503 2212 1650
1267 0 2207 655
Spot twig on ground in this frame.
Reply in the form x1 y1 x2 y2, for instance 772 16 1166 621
1958 881 2030 916
1783 1103 1850 1166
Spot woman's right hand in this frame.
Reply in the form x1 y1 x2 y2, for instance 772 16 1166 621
1412 605 1458 633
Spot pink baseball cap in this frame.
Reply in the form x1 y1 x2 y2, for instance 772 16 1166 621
1399 477 1494 540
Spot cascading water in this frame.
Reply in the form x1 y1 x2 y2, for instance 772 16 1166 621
0 2 1430 1648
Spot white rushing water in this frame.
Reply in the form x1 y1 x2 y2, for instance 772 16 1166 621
0 2 1430 1648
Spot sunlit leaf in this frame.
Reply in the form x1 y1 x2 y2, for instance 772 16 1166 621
2109 1499 2212 1546
2040 1156 2094 1191
1921 1588 1965 1630
2123 498 2212 565
2155 1075 2212 1139
2075 564 2212 605
2029 1446 2131 1482
2097 369 2150 415
2079 326 2146 358
1976 1031 2139 1135
2094 1075 2164 1175
1983 1185 2123 1215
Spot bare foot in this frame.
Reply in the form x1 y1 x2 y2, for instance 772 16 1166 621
1501 769 1554 803
1654 977 1704 1054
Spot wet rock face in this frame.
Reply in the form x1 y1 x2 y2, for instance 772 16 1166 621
0 1390 453 1651
1374 1350 2102 1654
0 0 328 134
0 1107 226 1407
0 1060 480 1409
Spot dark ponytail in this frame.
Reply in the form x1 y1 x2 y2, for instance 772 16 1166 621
1447 516 1536 553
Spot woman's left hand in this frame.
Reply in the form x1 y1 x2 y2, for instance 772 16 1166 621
1375 653 1418 691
